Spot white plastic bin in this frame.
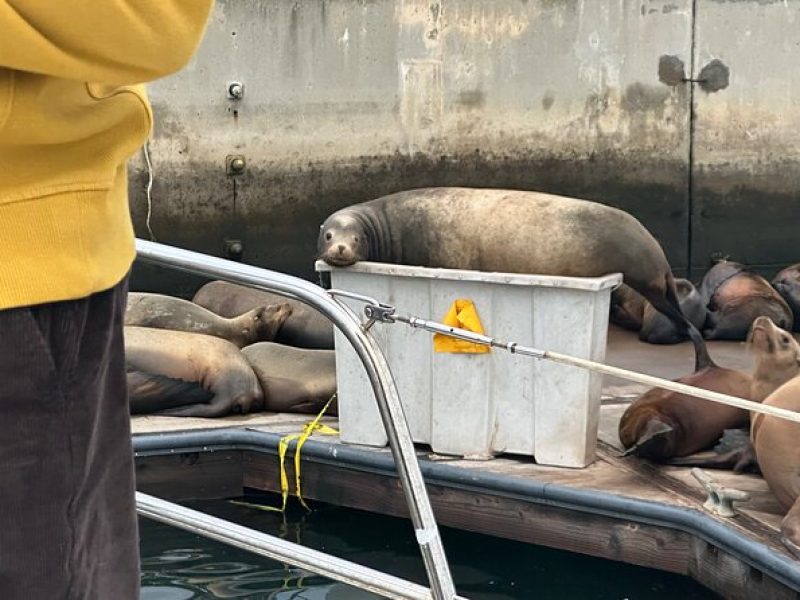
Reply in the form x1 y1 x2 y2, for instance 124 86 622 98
316 261 621 468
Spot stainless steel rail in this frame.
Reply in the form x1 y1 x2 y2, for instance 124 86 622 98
134 239 458 600
137 492 466 600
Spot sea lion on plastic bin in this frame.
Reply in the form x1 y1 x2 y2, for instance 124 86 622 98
192 281 334 349
752 374 800 557
125 292 292 348
125 327 263 417
318 187 711 370
772 264 800 332
619 316 800 463
241 342 337 415
700 261 792 340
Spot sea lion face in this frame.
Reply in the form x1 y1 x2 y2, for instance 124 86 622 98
748 316 800 372
773 266 800 310
246 303 294 342
317 214 369 267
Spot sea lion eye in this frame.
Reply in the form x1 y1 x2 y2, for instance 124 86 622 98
782 335 790 344
325 232 332 241
354 236 360 243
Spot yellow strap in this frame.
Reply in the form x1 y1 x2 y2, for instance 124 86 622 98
229 499 283 513
293 394 338 510
232 394 339 514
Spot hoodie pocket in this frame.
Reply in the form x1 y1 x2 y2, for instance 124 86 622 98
0 69 14 131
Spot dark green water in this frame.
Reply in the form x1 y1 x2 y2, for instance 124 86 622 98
140 494 719 600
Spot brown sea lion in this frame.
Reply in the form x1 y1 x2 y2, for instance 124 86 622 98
700 260 793 340
125 327 263 417
619 316 800 462
192 281 334 349
318 187 711 370
772 263 800 332
125 292 292 348
665 317 800 471
241 342 337 415
610 284 646 331
752 375 800 557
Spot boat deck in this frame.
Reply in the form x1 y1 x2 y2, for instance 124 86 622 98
132 327 797 600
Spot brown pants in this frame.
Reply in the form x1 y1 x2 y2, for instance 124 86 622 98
0 278 139 599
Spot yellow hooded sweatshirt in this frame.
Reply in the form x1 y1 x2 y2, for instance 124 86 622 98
0 1 214 310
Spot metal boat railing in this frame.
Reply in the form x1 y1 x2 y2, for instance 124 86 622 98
137 492 452 600
133 239 462 600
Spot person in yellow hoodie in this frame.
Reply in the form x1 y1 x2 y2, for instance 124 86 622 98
0 2 215 597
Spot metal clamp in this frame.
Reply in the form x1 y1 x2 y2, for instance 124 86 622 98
363 303 397 331
326 289 397 331
691 468 750 518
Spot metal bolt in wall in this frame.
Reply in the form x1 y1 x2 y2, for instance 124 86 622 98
227 81 244 100
223 239 244 260
226 155 246 176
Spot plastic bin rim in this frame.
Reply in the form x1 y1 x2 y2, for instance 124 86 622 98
315 260 623 292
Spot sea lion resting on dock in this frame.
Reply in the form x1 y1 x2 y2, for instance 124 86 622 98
752 374 800 557
319 187 710 370
700 261 793 341
192 281 335 349
609 284 646 332
610 279 707 344
125 327 264 417
242 343 337 415
126 292 292 348
772 263 800 333
619 316 800 463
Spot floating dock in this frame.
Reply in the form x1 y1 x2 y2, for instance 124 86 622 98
132 327 800 600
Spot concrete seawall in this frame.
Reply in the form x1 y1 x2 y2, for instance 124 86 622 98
130 0 800 294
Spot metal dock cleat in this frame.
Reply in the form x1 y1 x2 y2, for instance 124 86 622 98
691 468 750 518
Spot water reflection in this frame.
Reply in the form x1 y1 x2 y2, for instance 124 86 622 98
139 496 719 600
139 514 382 599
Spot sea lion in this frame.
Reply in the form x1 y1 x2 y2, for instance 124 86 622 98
619 316 800 462
318 187 711 370
639 278 707 344
241 342 337 415
192 281 334 349
665 316 800 471
610 284 646 331
125 292 292 348
125 327 263 417
700 261 793 340
772 264 800 332
752 375 800 557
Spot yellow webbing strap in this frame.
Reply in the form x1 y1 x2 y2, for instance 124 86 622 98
232 394 338 514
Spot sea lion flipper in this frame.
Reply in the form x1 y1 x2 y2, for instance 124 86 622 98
663 447 759 473
781 499 800 559
645 274 714 371
127 370 213 414
156 401 232 418
622 419 674 457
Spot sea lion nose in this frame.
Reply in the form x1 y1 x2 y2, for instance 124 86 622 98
337 244 346 253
